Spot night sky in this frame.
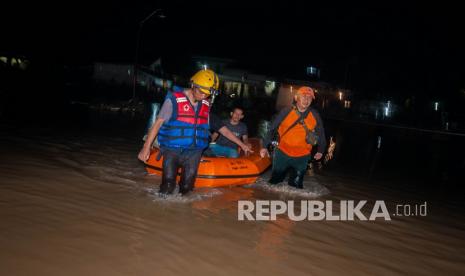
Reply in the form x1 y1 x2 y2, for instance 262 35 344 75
2 2 464 99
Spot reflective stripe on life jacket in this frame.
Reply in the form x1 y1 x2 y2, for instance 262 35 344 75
277 108 317 157
158 91 210 149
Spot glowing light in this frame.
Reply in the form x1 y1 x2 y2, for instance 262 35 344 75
434 102 439 111
338 92 343 100
19 59 29 70
264 80 276 95
203 64 208 70
306 66 320 77
385 101 391 117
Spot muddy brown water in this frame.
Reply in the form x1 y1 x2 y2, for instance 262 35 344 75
1 123 464 276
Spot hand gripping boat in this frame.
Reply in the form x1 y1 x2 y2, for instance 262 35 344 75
144 138 271 188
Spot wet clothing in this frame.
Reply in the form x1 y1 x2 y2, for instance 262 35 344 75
263 106 326 189
160 148 202 195
269 148 311 188
158 91 210 150
156 90 211 195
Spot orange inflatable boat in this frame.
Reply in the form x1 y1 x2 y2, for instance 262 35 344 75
144 138 271 188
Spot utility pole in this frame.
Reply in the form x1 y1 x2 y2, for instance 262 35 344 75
132 8 165 104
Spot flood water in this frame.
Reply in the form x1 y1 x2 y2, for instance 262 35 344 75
1 111 464 275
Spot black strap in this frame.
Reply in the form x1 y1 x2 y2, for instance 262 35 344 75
280 107 311 140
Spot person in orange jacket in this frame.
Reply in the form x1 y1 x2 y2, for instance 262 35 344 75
260 86 326 189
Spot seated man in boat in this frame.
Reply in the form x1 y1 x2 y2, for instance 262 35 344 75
208 107 250 158
138 69 252 196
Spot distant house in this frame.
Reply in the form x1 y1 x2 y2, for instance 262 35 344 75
0 53 30 70
220 68 277 99
91 57 350 112
191 56 278 100
92 59 173 91
276 79 351 111
191 56 235 74
190 56 352 111
93 62 133 85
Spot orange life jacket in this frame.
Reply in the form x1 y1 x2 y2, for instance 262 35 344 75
277 108 317 157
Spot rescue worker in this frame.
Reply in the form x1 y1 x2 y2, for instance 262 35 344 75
138 69 252 195
260 86 326 189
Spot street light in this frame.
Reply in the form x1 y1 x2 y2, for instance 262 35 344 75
132 8 166 103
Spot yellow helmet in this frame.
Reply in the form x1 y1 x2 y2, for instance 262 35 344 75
190 69 219 95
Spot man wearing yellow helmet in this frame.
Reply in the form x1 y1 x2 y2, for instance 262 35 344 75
138 69 252 195
190 68 220 95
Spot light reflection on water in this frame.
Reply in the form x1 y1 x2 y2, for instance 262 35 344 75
0 123 464 275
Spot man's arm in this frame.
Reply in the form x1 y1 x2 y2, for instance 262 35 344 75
311 109 327 154
262 107 292 148
210 114 252 154
211 132 219 142
138 118 165 161
260 108 292 158
242 134 249 145
310 108 326 161
218 126 253 154
242 124 249 145
138 99 171 161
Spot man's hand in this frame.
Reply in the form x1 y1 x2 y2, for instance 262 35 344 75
240 143 253 155
314 152 323 161
139 117 164 162
260 148 270 158
138 146 151 162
